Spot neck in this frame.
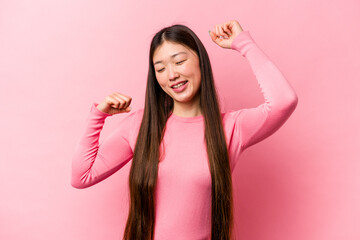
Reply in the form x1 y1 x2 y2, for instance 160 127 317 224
172 95 202 117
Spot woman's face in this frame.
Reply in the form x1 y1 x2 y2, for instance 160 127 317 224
153 41 201 107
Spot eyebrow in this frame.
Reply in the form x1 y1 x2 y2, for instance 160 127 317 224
153 52 187 65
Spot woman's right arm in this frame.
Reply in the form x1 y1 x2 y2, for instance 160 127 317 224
71 93 136 189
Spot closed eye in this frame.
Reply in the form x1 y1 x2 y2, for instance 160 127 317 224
156 60 186 73
176 60 185 65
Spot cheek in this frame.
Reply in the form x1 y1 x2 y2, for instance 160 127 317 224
182 63 197 77
154 73 161 83
190 64 201 83
187 60 200 75
156 76 167 87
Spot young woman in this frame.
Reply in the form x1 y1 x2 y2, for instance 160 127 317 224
71 20 298 240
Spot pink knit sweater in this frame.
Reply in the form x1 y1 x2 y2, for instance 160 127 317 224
71 30 298 239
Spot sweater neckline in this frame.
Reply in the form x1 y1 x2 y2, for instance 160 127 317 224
169 112 204 122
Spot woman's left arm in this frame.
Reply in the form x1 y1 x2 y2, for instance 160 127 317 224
230 30 298 150
210 21 298 151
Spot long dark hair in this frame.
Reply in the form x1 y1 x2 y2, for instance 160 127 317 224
123 24 233 240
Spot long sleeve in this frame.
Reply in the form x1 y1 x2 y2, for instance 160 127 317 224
230 30 298 151
71 103 136 189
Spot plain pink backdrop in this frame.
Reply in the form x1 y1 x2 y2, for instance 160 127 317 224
1 0 359 239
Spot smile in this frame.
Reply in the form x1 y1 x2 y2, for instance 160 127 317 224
171 81 188 88
171 80 189 93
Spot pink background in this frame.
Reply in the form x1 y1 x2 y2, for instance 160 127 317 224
1 0 359 239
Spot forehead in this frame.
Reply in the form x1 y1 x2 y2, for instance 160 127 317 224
153 41 194 63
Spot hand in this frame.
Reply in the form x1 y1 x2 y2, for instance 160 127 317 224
97 92 132 115
209 20 244 49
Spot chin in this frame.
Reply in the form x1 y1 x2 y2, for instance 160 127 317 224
174 96 194 103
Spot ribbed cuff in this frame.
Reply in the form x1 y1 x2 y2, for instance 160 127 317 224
231 30 256 57
91 102 112 117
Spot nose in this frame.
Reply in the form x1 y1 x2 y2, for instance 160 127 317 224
168 65 179 81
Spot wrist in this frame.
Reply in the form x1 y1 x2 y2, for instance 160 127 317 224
231 30 256 56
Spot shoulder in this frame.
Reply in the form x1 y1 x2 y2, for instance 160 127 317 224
221 109 246 122
128 108 144 117
220 109 247 133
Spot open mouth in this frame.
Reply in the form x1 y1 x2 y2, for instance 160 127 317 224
171 80 188 89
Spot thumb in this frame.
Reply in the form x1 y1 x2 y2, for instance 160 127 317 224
123 106 132 112
208 30 217 43
117 106 132 114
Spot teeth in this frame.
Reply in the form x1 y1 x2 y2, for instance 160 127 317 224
173 81 187 88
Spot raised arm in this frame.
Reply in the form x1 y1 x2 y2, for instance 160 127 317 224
71 103 136 189
231 30 298 151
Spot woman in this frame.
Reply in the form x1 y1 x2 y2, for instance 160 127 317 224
71 20 298 240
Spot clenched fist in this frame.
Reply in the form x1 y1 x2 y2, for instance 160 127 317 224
209 20 244 49
97 92 132 116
